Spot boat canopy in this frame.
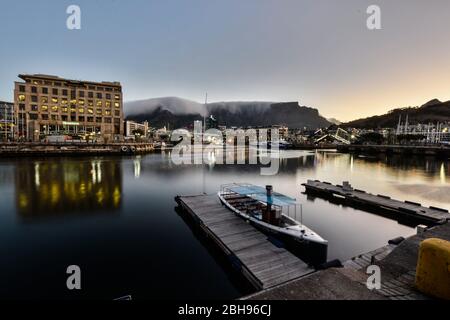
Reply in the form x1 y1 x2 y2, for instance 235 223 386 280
223 184 297 207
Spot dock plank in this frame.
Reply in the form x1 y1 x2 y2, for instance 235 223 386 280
176 194 314 290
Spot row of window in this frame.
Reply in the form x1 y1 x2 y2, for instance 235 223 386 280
19 104 120 116
17 90 121 100
21 81 121 92
28 113 121 124
17 96 121 108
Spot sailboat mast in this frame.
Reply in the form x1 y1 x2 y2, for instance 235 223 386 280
203 92 208 131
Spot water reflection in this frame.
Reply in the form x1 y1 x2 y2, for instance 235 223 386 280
0 150 448 299
14 159 122 220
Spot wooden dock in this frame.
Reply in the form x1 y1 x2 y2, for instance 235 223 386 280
175 194 314 290
302 180 449 225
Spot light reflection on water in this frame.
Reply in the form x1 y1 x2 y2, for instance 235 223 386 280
0 150 448 299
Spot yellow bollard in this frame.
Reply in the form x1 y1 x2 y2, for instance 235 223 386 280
415 238 450 300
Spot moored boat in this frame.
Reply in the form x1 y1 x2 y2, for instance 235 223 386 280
218 183 328 266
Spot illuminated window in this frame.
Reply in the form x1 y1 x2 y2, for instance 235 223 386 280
79 108 85 113
114 94 120 100
70 99 77 104
51 106 58 112
96 109 102 115
42 97 48 103
41 105 48 111
105 110 111 116
62 107 68 113
18 95 26 101
105 101 111 107
52 97 58 103
61 99 68 105
96 101 102 107
88 100 94 107
87 108 93 114
114 102 120 108
79 100 85 105
70 108 76 113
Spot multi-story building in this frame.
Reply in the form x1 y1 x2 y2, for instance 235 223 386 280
124 120 149 139
14 74 123 142
0 101 15 141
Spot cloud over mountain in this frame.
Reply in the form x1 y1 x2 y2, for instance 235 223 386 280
125 97 331 129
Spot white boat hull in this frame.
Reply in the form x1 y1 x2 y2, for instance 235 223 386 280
218 192 328 265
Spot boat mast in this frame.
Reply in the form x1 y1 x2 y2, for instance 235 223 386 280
202 92 208 195
300 204 303 228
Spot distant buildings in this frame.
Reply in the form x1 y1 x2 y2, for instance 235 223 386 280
0 101 14 141
396 115 450 144
124 120 149 140
14 74 123 142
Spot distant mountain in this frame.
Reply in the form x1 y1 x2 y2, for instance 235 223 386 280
343 99 450 129
327 118 342 125
125 97 331 129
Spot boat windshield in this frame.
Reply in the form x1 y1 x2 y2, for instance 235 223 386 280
221 184 297 207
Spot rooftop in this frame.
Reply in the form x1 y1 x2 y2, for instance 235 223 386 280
18 74 121 87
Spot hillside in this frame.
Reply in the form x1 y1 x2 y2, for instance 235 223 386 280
343 99 450 128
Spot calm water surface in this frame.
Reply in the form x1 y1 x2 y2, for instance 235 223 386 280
0 150 449 299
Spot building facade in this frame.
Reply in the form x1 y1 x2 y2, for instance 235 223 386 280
14 74 123 142
0 101 15 141
124 120 149 139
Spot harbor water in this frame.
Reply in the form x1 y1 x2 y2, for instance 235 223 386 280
0 150 448 299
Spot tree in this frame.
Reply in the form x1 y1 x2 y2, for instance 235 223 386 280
132 129 145 141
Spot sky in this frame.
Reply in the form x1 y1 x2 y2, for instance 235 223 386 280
1 0 450 121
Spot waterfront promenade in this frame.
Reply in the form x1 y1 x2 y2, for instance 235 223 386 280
0 142 154 156
244 222 450 300
338 144 450 157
